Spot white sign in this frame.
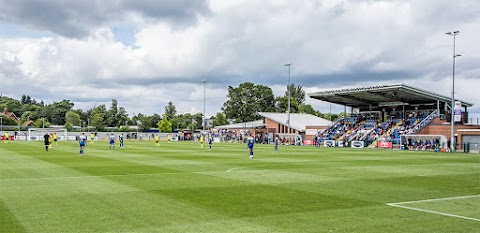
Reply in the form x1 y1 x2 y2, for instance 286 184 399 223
454 101 462 122
379 102 408 107
324 140 336 147
337 141 344 147
305 129 318 136
351 141 365 149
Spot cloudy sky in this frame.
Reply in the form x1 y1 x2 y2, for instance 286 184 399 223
1 0 479 118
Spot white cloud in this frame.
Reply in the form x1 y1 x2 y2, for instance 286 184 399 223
0 0 479 117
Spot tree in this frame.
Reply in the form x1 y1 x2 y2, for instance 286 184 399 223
298 104 317 115
116 107 129 127
172 114 191 130
33 118 50 128
20 111 33 125
222 82 275 122
212 112 228 127
45 100 75 125
91 113 105 131
89 105 107 129
0 96 22 117
65 111 81 126
158 114 173 133
20 95 38 105
132 113 161 131
105 99 128 127
275 96 299 113
164 101 177 120
286 84 306 105
64 122 73 131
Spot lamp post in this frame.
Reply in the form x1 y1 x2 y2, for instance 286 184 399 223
329 103 332 121
202 79 207 131
284 63 292 134
88 119 90 132
42 117 45 129
446 31 460 152
1 116 2 131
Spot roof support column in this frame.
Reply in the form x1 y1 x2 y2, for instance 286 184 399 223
344 105 347 133
437 100 440 117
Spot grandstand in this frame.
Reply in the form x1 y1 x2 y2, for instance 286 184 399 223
308 83 480 150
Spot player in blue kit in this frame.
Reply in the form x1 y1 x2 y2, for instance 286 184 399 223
208 135 213 151
109 133 115 150
273 136 279 153
248 137 254 158
79 133 86 156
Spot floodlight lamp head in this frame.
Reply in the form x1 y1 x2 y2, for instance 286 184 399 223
454 54 462 57
446 31 459 36
284 63 291 67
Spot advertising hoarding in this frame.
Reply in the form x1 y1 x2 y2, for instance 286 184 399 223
351 141 364 149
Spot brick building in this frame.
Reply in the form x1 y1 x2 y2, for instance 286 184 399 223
258 112 331 140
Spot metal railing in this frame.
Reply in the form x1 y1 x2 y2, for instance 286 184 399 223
318 116 344 136
410 110 438 134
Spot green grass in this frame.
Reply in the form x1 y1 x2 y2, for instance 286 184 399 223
0 140 479 232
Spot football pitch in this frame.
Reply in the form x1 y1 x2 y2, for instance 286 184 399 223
0 140 479 233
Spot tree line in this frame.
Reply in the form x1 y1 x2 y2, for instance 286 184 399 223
0 82 344 132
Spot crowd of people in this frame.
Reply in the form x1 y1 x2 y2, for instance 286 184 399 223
312 111 438 147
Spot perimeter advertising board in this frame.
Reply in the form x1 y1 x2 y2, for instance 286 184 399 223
377 141 393 149
351 141 364 149
303 139 314 145
324 140 336 147
337 141 344 147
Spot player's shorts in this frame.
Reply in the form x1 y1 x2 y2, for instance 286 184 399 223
44 141 49 146
80 142 85 147
155 140 159 143
54 139 57 142
110 140 114 145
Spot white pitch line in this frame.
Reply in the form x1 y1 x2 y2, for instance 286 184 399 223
0 165 253 182
388 194 480 205
226 167 245 173
387 194 480 222
387 203 480 222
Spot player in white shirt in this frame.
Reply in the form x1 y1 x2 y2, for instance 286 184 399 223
79 133 87 156
109 134 115 150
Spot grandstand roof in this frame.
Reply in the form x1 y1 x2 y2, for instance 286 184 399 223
308 83 473 111
258 112 331 132
214 120 265 129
